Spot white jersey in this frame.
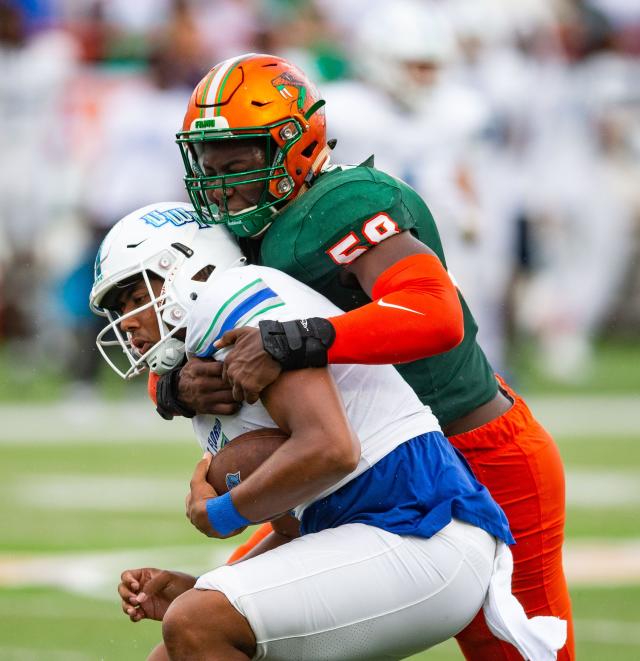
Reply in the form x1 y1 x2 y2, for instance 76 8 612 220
187 264 440 516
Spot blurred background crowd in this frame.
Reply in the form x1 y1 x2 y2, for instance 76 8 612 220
0 0 638 396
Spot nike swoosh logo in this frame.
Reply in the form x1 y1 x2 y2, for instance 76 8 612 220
127 240 147 248
377 298 425 316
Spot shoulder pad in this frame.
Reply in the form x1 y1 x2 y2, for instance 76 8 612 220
187 267 286 358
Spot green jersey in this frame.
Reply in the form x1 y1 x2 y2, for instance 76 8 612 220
258 163 497 426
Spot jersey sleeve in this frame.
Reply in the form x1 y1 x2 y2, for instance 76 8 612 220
314 171 420 269
262 166 439 280
185 266 332 360
186 267 286 359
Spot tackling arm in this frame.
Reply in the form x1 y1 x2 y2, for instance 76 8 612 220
215 231 464 404
231 368 360 522
327 232 464 364
193 368 361 537
258 231 464 369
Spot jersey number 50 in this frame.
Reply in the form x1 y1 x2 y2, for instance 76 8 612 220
326 214 400 265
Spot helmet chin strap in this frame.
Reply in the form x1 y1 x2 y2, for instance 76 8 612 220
146 338 186 375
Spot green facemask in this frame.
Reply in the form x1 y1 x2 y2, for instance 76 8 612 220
176 119 304 238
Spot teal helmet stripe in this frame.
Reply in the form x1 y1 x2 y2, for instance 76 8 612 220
94 241 104 282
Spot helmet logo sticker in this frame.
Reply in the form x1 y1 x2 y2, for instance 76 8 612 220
271 72 307 112
190 116 230 131
141 207 209 229
94 241 106 283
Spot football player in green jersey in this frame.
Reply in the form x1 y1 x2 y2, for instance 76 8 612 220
152 53 574 660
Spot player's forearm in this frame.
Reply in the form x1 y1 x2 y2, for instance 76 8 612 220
230 427 359 523
327 253 463 364
260 254 464 369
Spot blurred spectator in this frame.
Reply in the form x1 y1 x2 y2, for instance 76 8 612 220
261 0 349 82
191 0 261 64
322 0 511 370
56 31 197 388
0 0 78 341
512 0 638 380
1 0 638 392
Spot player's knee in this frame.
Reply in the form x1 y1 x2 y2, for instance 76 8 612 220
163 588 255 657
162 594 201 655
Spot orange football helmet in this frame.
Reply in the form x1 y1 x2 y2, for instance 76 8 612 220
177 53 329 238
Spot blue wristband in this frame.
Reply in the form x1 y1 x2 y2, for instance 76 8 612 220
205 492 251 536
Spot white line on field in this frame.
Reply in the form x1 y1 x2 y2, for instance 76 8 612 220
0 400 194 444
563 539 640 585
566 469 640 507
527 394 640 437
0 545 229 599
14 475 188 512
8 468 639 513
0 394 638 443
1 539 639 596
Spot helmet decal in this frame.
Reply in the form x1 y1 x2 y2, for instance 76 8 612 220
94 242 105 283
271 72 307 112
141 206 208 229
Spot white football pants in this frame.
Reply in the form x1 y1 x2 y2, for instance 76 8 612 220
195 519 496 660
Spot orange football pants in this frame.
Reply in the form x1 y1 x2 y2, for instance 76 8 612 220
450 377 574 660
227 376 574 660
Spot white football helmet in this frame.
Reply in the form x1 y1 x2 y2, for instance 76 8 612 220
90 201 245 379
353 0 458 109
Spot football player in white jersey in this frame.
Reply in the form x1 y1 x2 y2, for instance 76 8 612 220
90 202 565 661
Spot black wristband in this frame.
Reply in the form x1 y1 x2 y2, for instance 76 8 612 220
259 318 336 371
155 366 196 420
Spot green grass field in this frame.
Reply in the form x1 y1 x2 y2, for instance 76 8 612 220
1 390 639 660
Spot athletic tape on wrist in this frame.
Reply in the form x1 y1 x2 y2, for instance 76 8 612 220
206 492 251 536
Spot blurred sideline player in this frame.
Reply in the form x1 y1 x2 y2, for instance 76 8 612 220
152 53 574 659
90 202 565 660
322 0 513 369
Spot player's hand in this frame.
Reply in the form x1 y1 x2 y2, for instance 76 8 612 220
185 452 227 538
118 567 196 622
177 357 240 415
215 327 282 404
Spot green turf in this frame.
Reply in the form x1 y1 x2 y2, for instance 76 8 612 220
2 337 639 403
3 434 638 552
565 507 640 540
557 436 640 469
1 586 638 660
0 443 202 552
0 587 162 660
510 338 640 395
0 347 146 403
0 441 199 477
1 417 639 658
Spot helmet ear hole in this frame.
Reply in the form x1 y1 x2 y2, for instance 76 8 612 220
191 265 216 282
301 141 318 159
